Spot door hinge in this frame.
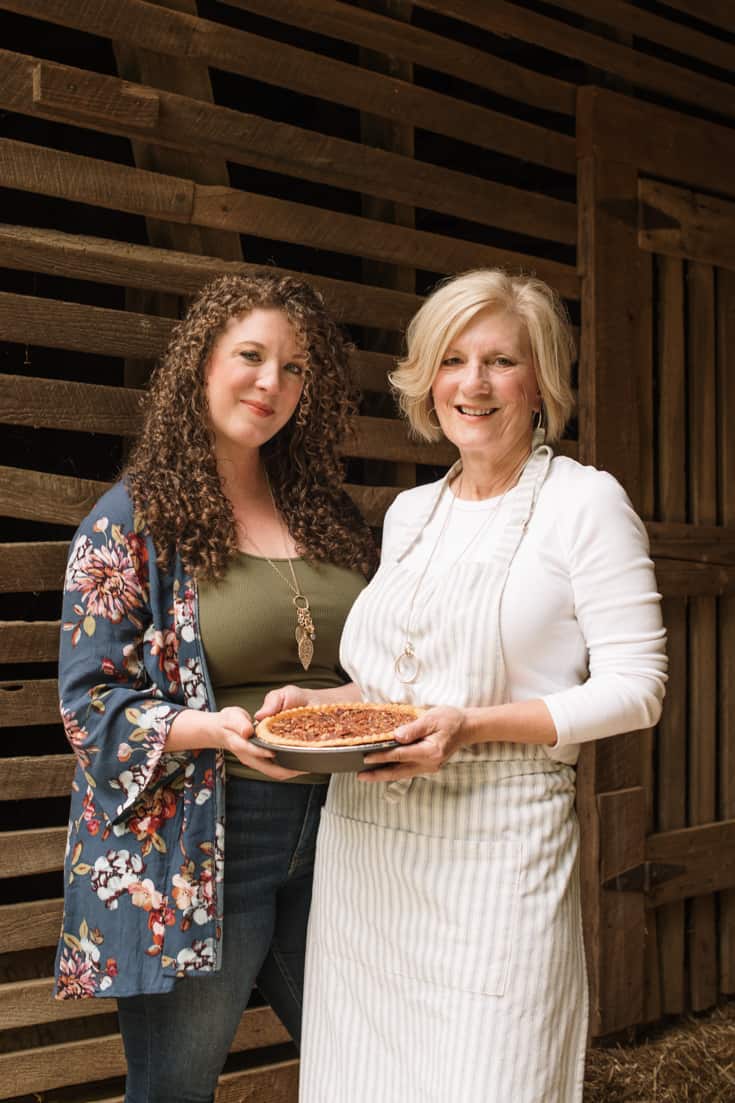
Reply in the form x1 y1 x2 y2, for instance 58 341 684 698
602 861 686 894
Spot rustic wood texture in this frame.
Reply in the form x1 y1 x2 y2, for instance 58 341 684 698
0 899 64 953
0 0 577 174
0 620 59 663
639 178 735 273
2 755 75 800
413 0 735 121
550 0 735 73
654 254 688 1015
718 267 735 994
32 60 160 128
90 1060 299 1103
647 522 735 566
0 1008 289 1099
0 53 581 289
221 0 576 115
0 541 68 593
0 826 68 878
658 0 735 34
686 260 719 1012
577 86 735 196
646 819 735 908
0 977 115 1031
0 678 59 727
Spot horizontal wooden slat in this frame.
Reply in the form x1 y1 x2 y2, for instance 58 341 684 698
0 2 577 174
657 0 735 35
32 57 160 127
0 55 580 291
0 136 576 256
647 818 735 908
93 1060 300 1103
223 0 575 115
0 898 63 952
654 559 732 597
639 177 735 273
0 678 59 727
647 521 735 567
1 754 74 799
0 541 68 592
0 465 109 527
549 0 735 74
0 825 67 878
0 222 423 331
0 1007 289 1098
414 0 735 122
578 86 735 197
0 619 59 662
0 977 113 1031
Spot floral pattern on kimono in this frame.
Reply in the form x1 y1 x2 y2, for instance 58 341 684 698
54 482 224 1000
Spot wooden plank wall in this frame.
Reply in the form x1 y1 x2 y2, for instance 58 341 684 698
0 1 733 1098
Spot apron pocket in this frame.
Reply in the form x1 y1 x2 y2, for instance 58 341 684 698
313 808 521 997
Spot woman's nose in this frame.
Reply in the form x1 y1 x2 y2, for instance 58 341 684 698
256 359 281 392
463 359 492 389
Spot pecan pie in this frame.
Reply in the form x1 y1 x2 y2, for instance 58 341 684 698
256 702 422 748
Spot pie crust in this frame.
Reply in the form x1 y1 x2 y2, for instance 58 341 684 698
255 702 422 749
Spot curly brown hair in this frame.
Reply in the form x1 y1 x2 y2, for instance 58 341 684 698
125 273 377 580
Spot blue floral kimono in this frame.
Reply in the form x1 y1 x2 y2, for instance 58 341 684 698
54 481 225 1000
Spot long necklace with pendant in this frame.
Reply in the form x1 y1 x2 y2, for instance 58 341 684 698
393 474 513 685
242 480 317 672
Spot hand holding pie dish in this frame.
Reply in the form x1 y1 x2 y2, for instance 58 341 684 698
252 702 424 773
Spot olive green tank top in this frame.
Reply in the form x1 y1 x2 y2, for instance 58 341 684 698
198 553 366 783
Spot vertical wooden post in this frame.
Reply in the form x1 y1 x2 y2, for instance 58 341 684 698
577 87 653 1033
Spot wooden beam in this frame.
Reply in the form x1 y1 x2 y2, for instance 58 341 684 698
32 59 160 128
221 0 575 115
0 51 581 285
92 1060 300 1103
0 466 109 528
646 819 735 908
639 178 735 273
0 620 59 663
647 521 735 566
577 86 735 197
0 541 68 593
548 0 735 75
654 559 731 597
0 1 576 174
0 898 64 952
0 130 576 255
0 826 67 878
413 0 735 121
0 222 424 330
656 0 735 35
0 1008 289 1098
0 678 59 727
1 755 75 800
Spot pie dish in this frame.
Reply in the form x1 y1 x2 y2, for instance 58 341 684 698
252 702 423 773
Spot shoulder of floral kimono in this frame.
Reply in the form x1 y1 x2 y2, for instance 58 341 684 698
73 481 151 543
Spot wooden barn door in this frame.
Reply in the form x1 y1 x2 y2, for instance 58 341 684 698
577 87 735 1036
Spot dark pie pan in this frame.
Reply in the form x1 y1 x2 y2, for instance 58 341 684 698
250 735 399 774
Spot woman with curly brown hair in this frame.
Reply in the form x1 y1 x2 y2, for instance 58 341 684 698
52 273 376 1103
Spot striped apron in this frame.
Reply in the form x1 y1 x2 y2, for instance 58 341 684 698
299 449 588 1103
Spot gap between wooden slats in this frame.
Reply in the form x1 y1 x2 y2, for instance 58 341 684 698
0 1007 289 1099
0 134 576 250
220 0 575 115
411 0 735 122
657 0 735 36
687 259 718 1011
0 54 582 288
0 3 577 175
718 266 735 995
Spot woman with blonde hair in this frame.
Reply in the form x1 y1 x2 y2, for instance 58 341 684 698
53 272 376 1102
262 268 667 1102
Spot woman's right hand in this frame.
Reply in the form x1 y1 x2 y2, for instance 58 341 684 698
255 684 317 720
213 706 306 781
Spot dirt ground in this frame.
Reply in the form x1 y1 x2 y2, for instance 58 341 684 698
583 1001 735 1102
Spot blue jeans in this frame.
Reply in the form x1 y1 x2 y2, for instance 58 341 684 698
117 777 327 1103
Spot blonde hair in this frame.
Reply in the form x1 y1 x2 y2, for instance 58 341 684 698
390 269 575 445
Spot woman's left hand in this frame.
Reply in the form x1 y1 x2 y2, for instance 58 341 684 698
358 706 467 783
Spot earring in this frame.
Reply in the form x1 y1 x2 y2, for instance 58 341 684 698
532 403 546 448
427 404 441 431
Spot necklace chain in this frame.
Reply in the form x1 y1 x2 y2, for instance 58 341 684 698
394 454 528 685
242 477 317 671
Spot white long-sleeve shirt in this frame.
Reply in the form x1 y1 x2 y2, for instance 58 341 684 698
341 455 667 766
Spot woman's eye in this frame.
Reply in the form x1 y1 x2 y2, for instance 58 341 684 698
284 362 304 376
239 350 259 362
440 356 462 368
494 357 514 368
